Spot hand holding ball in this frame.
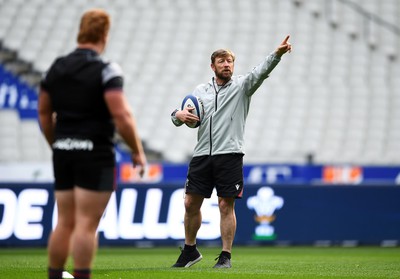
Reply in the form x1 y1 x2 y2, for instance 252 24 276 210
180 95 205 128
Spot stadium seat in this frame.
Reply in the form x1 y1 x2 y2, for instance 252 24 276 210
19 120 44 161
0 110 20 161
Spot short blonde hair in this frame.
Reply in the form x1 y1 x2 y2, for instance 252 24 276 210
211 49 235 64
77 8 110 44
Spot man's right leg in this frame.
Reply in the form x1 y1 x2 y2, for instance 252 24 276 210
172 193 204 267
48 190 75 279
184 193 204 244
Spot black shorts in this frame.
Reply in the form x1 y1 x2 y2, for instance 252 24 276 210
53 148 116 192
186 154 244 199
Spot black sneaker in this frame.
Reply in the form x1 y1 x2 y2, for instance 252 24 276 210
213 253 232 268
171 247 202 268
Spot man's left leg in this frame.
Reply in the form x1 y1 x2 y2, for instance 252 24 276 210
214 197 235 268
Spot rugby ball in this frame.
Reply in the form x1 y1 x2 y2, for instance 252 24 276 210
181 95 204 128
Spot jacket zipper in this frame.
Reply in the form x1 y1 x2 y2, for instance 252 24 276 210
209 116 213 156
210 78 220 156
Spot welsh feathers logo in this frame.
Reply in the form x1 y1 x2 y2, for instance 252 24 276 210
247 187 284 240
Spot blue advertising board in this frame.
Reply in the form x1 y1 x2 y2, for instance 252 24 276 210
0 65 38 119
1 183 399 247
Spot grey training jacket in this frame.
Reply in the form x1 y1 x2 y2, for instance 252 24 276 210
172 52 281 157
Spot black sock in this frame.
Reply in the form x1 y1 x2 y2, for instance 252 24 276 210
48 267 63 279
73 268 91 279
221 251 231 259
184 244 196 251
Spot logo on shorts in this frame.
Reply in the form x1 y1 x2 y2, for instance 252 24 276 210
52 138 94 151
235 184 240 190
247 186 284 240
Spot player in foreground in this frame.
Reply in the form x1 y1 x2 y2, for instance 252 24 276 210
38 8 146 279
170 35 292 268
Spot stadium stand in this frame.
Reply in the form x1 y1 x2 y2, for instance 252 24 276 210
0 0 399 165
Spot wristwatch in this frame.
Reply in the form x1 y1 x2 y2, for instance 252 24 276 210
171 109 179 117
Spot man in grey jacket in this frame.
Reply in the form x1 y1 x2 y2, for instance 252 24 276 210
171 35 292 268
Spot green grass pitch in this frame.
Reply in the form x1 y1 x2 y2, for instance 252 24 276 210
0 246 399 278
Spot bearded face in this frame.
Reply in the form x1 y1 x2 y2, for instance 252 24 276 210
212 56 234 84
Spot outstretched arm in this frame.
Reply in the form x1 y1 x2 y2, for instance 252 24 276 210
242 35 293 96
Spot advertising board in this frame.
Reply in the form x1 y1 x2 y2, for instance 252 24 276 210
1 183 399 247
